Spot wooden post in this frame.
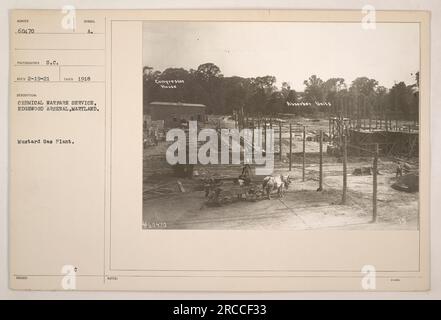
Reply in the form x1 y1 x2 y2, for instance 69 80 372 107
251 120 255 155
357 97 360 130
345 96 348 118
237 108 241 130
331 119 334 142
279 121 282 162
342 135 347 204
263 119 267 153
363 97 366 129
328 118 331 140
372 143 378 222
302 125 306 181
369 109 372 131
318 130 323 191
289 123 292 171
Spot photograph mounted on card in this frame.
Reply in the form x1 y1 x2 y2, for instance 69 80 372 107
9 9 430 291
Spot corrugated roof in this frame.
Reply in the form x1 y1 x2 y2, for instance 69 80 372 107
149 101 206 108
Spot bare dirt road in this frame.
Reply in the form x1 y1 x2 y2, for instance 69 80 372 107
143 161 418 230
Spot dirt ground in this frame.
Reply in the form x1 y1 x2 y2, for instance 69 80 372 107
143 155 418 230
143 116 419 230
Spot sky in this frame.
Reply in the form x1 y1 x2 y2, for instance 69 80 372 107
143 21 419 91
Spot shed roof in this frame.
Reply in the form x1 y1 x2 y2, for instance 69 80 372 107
149 101 206 108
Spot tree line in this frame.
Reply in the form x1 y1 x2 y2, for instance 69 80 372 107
143 63 419 120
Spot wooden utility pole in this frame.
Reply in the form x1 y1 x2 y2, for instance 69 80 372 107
318 130 323 191
342 135 347 204
279 121 282 161
289 123 293 171
372 143 378 222
302 125 306 181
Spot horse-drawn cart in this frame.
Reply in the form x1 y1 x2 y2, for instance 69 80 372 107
203 178 265 207
202 164 292 207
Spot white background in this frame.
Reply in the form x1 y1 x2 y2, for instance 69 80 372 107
1 0 440 299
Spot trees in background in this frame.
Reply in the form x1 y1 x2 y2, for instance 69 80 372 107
143 63 419 120
303 75 325 105
389 81 419 121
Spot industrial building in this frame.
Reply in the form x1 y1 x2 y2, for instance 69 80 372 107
148 101 207 128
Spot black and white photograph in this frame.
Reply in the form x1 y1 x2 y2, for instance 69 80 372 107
142 21 420 230
4 4 437 296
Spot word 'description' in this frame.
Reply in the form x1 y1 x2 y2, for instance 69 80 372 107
165 121 274 175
